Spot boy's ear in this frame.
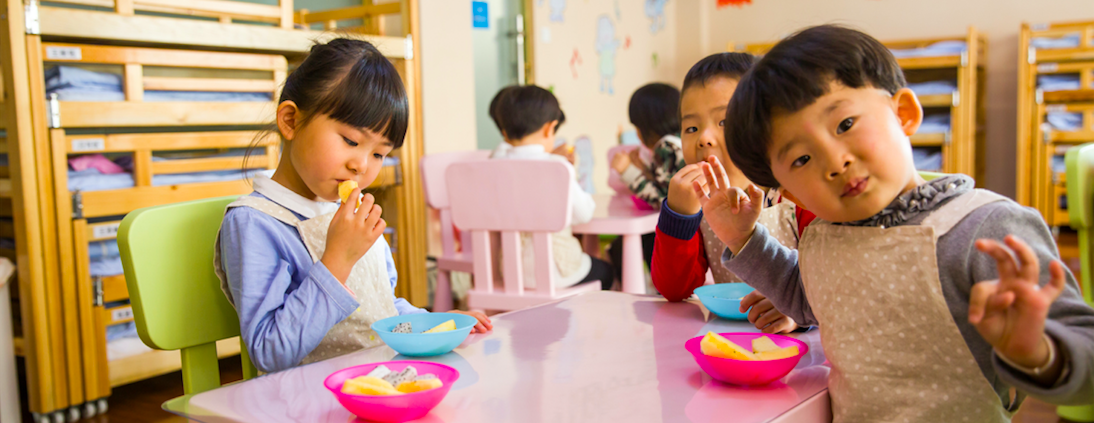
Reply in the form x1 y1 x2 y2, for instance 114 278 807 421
780 188 807 210
541 120 559 138
892 88 922 137
276 100 299 141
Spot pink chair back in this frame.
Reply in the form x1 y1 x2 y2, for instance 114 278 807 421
447 159 593 307
606 144 640 195
420 150 491 258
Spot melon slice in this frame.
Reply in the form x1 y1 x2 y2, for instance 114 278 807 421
700 332 757 360
423 319 456 333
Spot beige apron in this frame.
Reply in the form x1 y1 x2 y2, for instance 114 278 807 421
214 196 399 366
701 201 799 284
799 189 1012 422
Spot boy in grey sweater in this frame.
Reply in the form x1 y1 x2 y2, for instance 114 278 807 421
698 25 1094 422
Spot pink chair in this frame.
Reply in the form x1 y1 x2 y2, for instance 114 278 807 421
446 159 601 311
420 150 491 312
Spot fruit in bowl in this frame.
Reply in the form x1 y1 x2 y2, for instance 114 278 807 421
686 332 808 386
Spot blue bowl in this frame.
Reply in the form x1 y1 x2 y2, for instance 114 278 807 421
371 313 476 357
694 283 755 320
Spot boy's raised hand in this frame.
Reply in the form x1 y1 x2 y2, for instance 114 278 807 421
970 235 1067 371
667 163 706 215
693 155 764 254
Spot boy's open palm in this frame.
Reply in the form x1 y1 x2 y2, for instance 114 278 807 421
693 156 763 254
322 188 387 283
969 235 1067 368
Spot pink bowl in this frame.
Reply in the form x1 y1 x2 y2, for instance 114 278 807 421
685 332 808 386
324 361 459 422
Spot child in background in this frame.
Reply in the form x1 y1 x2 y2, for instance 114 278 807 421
488 85 615 290
216 39 491 374
607 83 686 285
709 25 1094 421
651 53 815 334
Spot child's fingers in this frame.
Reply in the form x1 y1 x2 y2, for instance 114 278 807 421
739 291 766 312
1003 235 1040 284
761 316 796 334
754 306 785 330
747 184 764 209
700 162 720 191
692 180 710 204
976 239 1019 281
1042 260 1068 303
707 155 732 189
361 202 382 228
746 299 775 324
371 217 387 239
968 280 999 324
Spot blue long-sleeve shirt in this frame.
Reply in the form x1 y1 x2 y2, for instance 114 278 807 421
219 191 424 373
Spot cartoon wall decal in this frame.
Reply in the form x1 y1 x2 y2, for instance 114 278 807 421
645 0 668 33
595 15 619 95
570 48 583 79
549 0 566 22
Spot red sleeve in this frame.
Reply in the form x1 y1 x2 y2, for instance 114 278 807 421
651 227 709 302
795 206 817 238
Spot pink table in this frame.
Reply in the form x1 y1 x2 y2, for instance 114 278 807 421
571 195 659 294
163 292 832 423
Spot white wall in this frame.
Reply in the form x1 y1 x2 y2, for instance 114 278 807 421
696 0 1094 197
420 0 479 154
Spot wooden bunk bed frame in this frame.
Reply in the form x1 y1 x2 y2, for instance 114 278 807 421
730 27 987 182
1018 20 1094 229
1 0 426 421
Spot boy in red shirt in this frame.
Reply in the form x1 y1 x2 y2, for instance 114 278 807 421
651 53 816 333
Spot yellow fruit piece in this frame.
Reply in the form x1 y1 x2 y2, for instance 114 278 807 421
756 345 799 361
342 376 402 396
700 332 756 361
423 319 456 333
396 378 443 393
751 336 781 354
338 180 361 207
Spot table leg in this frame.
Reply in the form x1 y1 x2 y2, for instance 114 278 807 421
582 234 601 259
621 234 645 294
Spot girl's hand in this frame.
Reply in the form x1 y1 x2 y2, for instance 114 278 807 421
667 163 706 215
451 310 493 333
321 188 386 284
970 235 1067 370
628 149 647 173
740 290 799 334
694 155 763 254
611 151 632 173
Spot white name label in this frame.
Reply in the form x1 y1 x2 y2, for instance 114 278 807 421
1046 104 1068 113
92 223 120 240
1037 63 1059 73
71 138 105 152
46 46 82 61
1031 23 1050 31
111 307 133 322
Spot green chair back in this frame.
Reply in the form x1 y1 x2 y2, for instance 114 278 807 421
118 195 257 395
1061 144 1094 422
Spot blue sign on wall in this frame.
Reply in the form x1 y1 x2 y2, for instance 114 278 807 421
472 1 489 29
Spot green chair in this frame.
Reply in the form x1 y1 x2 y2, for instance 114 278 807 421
118 196 257 395
1061 144 1094 421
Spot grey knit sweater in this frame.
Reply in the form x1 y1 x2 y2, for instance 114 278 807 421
723 175 1094 410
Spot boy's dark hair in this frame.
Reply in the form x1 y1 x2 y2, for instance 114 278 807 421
489 85 566 141
681 52 758 93
725 25 906 188
281 38 409 148
628 83 681 147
